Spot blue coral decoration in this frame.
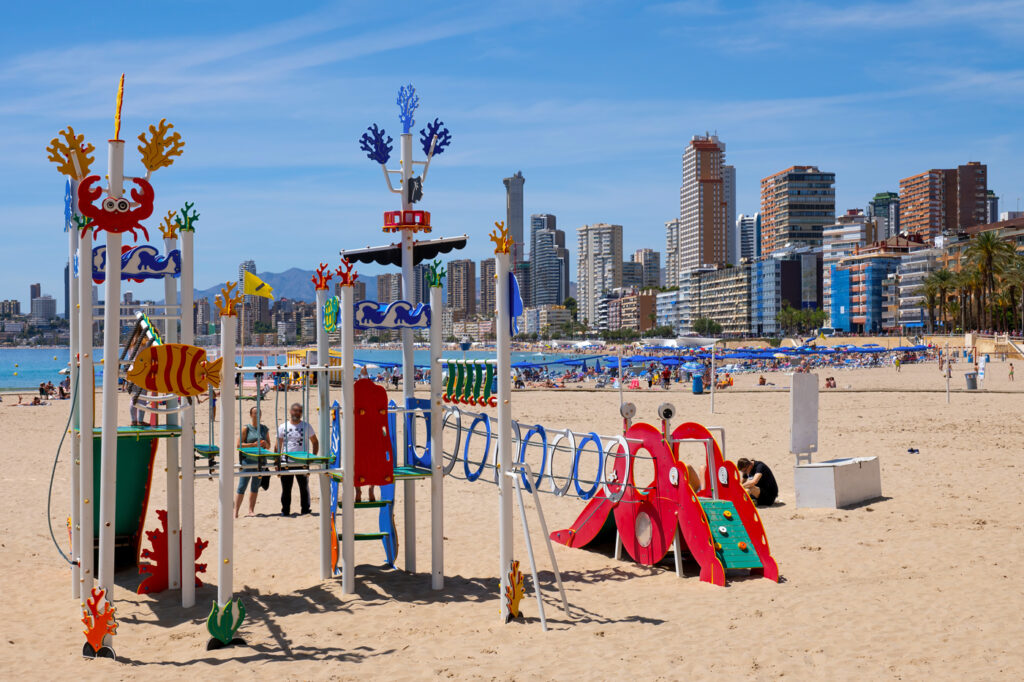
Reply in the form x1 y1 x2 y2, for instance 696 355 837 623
359 124 393 164
396 83 419 134
420 118 452 157
64 179 73 232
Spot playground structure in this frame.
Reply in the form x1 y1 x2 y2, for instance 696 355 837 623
51 82 777 658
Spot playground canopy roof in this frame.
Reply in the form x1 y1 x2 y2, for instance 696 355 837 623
340 235 468 267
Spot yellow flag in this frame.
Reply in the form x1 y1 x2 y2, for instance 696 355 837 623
243 271 274 299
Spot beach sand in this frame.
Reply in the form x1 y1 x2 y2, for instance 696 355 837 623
2 360 1022 680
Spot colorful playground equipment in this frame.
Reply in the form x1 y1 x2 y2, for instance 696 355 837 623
50 81 777 659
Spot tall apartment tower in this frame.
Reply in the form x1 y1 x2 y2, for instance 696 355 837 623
30 283 41 301
479 258 496 318
236 259 257 342
986 190 999 224
722 164 737 263
577 223 623 326
503 171 526 262
411 262 432 305
760 166 836 255
735 213 761 261
679 134 728 271
899 162 987 242
632 248 661 288
664 218 683 287
530 214 568 306
867 192 901 239
376 273 402 304
447 259 477 319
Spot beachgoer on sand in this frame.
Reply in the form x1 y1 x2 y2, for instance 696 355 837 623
235 406 270 518
276 402 318 515
737 457 778 507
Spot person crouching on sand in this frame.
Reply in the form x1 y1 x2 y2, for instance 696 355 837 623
737 458 778 507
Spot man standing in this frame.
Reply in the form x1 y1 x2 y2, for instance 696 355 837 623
736 457 779 507
276 402 319 516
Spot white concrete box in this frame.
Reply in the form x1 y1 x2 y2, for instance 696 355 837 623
793 457 882 509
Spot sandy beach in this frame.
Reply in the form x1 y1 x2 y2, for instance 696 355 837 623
3 360 1022 680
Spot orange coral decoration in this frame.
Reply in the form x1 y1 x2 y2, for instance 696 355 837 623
311 262 332 290
215 281 242 317
489 220 511 255
335 258 358 287
157 210 178 239
82 587 117 651
46 126 95 180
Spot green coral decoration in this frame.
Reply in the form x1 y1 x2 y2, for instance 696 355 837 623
426 259 445 288
206 598 245 645
74 214 92 232
175 201 200 232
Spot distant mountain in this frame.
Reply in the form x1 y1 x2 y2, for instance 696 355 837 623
194 267 376 304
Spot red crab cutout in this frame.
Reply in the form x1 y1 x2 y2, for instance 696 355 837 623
78 174 154 241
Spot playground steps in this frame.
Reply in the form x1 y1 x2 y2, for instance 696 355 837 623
699 499 763 570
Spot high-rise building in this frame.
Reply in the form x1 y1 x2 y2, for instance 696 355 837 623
735 213 761 261
530 214 568 306
236 260 257 343
632 248 661 288
479 258 496 318
577 223 623 326
447 259 476 318
503 171 526 262
822 210 879 325
412 262 431 305
621 261 644 289
30 295 57 325
64 264 70 320
664 218 683 287
679 134 728 271
30 283 41 301
867 192 901 239
899 162 987 241
376 273 402 304
1 300 21 317
513 261 531 308
986 190 999 225
723 164 736 263
760 166 836 255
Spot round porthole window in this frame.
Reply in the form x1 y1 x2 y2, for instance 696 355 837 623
635 511 653 547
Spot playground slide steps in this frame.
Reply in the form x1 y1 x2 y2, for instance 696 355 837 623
699 499 763 571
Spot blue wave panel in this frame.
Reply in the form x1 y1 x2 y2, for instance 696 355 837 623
92 245 181 282
353 300 431 330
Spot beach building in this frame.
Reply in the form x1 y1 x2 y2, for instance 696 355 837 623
899 162 987 243
632 248 661 288
503 171 526 262
823 210 878 327
760 165 836 255
867 191 901 239
679 134 729 271
577 223 623 327
735 213 761 262
830 236 926 333
695 265 752 336
619 289 657 332
479 258 496 319
749 256 814 336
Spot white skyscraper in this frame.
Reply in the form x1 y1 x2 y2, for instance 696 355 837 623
577 223 623 327
664 218 683 288
736 213 761 262
723 164 736 263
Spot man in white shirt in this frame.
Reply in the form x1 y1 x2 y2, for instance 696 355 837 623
276 402 319 516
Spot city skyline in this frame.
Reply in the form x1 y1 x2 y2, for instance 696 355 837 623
4 1 1024 309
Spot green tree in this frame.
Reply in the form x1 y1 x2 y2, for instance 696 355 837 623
692 317 723 336
562 297 578 322
964 232 1015 328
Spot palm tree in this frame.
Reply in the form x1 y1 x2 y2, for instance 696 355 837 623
964 232 1015 329
917 279 938 333
1000 255 1024 335
928 268 955 331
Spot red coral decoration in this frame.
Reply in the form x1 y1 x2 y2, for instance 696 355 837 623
138 509 208 594
335 258 358 286
311 262 332 290
82 587 117 651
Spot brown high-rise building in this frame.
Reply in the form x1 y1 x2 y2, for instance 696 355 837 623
479 258 496 318
899 162 987 242
760 166 836 255
376 273 402 304
678 134 727 271
447 259 476 318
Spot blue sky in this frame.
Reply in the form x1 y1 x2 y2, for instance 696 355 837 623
3 0 1023 308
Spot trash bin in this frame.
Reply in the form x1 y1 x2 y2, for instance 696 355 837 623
985 354 990 363
965 372 978 390
692 375 704 394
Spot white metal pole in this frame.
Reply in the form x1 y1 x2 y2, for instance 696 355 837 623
68 193 81 599
315 287 332 580
399 131 416 573
97 137 124 597
710 342 716 414
429 283 444 589
945 342 950 404
78 221 94 598
496 251 513 621
340 284 356 593
179 229 196 607
217 313 237 606
162 235 181 592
